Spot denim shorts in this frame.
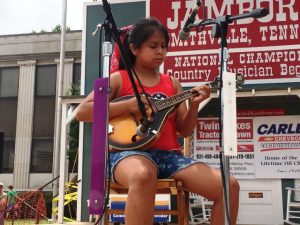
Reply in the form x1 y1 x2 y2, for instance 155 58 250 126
109 149 202 182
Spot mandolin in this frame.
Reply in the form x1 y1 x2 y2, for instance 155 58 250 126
108 74 244 151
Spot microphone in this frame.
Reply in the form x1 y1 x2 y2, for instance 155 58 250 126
228 8 269 22
136 118 151 138
179 0 202 40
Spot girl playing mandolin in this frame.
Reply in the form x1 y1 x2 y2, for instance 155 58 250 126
77 17 239 225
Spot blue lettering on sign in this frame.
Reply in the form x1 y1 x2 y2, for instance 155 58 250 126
257 124 268 134
268 124 277 134
257 123 300 135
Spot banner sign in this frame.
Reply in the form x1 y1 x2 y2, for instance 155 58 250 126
194 118 256 179
193 116 300 179
149 0 300 86
254 116 300 178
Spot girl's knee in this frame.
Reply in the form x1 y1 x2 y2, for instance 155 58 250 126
130 167 157 187
210 176 239 202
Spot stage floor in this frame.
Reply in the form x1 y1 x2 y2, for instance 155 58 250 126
47 219 211 225
44 222 98 225
47 223 209 225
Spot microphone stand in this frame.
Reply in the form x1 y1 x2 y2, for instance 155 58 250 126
101 0 150 140
212 15 238 225
190 16 239 225
89 0 120 218
90 0 153 220
187 8 268 224
89 18 112 216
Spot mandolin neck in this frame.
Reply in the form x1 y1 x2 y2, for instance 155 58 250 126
154 89 197 111
153 81 219 111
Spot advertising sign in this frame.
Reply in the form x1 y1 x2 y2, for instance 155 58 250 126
193 116 300 179
149 0 300 86
254 115 300 178
194 118 255 179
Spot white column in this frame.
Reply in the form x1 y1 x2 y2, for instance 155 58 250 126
55 58 74 94
52 58 74 222
13 60 36 188
52 58 74 184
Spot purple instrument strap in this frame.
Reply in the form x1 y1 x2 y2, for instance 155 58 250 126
89 77 109 215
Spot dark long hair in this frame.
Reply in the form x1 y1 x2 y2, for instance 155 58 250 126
119 17 169 70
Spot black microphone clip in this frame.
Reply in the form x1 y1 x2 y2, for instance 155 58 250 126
136 117 151 138
131 117 151 143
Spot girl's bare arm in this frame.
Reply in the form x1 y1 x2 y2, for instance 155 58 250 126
76 72 152 122
173 78 211 137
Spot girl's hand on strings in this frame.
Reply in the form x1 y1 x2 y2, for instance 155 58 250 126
127 95 153 118
191 85 211 105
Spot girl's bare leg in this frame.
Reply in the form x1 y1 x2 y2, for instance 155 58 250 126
113 155 158 225
173 163 240 225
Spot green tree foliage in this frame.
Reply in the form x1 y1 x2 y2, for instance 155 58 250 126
66 83 80 172
31 24 71 33
66 83 80 96
52 24 71 33
67 119 79 163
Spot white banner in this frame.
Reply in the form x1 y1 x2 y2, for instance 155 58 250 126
254 116 300 178
193 116 300 179
194 118 255 179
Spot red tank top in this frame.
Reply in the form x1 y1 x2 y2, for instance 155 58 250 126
117 70 181 151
